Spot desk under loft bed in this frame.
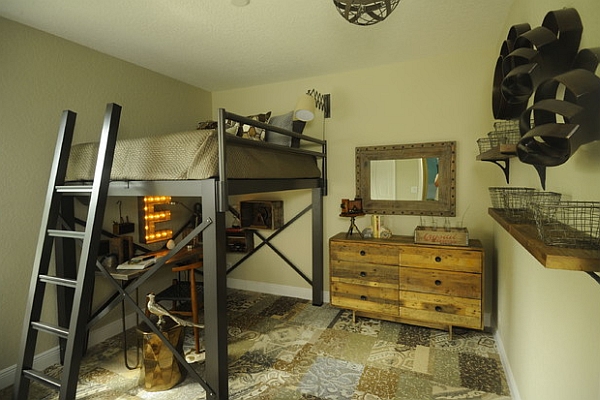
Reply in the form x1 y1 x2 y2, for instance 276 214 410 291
64 108 327 399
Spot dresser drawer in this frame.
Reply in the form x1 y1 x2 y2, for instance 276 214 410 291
400 291 482 330
400 266 481 299
400 247 482 273
330 241 400 266
330 261 398 288
331 281 398 316
328 233 485 331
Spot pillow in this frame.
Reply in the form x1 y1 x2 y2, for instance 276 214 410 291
265 111 294 147
236 111 271 141
197 119 240 135
197 120 218 130
265 111 306 147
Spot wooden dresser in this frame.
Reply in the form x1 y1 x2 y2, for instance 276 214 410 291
329 232 484 332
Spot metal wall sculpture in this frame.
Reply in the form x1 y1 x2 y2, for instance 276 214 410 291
491 8 600 188
494 9 583 120
517 49 600 174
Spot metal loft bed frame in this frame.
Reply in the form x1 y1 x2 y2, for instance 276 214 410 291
69 108 327 400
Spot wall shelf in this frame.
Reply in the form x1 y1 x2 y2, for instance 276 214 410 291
476 145 516 183
489 208 600 272
476 144 517 161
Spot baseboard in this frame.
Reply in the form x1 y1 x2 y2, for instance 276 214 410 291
493 329 521 400
0 345 61 390
0 313 138 390
227 277 330 304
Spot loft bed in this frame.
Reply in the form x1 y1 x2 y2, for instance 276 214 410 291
63 108 327 400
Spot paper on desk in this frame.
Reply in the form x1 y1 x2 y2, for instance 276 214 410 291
116 257 156 270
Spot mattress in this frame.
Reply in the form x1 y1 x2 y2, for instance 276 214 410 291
66 130 321 181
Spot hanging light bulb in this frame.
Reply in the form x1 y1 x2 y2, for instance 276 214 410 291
333 0 401 26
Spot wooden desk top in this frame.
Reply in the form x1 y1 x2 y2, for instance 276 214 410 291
105 245 202 281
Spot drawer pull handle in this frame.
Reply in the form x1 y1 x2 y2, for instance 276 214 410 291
435 256 442 262
435 280 442 286
360 271 367 277
360 295 367 301
360 250 366 256
435 306 443 312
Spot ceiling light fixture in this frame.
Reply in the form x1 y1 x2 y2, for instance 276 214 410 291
231 0 250 7
333 0 400 26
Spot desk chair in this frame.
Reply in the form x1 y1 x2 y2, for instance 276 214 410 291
154 261 203 354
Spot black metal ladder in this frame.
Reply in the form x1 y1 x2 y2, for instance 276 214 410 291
13 103 121 400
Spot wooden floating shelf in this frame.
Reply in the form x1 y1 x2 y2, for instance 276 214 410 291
476 144 517 161
489 208 600 272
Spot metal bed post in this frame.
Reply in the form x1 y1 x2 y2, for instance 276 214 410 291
315 136 326 305
199 179 229 399
48 106 326 400
312 187 324 306
217 108 229 213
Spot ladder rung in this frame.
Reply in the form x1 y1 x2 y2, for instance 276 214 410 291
13 104 122 400
22 369 61 391
31 321 69 338
48 229 85 240
39 274 77 288
56 185 93 194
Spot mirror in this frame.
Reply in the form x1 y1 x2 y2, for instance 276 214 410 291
356 141 456 216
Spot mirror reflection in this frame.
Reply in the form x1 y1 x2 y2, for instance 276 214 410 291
356 142 456 216
370 158 439 201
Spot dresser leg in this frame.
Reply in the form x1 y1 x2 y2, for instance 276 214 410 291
448 325 453 341
352 310 356 324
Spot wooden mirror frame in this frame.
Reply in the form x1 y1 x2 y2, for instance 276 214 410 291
356 141 456 216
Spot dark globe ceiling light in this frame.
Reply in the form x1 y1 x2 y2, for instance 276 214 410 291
333 0 401 26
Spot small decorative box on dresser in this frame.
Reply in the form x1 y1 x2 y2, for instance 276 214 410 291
329 232 484 334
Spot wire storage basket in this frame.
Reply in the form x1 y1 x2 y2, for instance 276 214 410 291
503 187 536 222
534 201 600 249
477 119 524 156
524 191 562 223
488 187 507 209
492 120 521 145
477 135 498 154
489 187 536 221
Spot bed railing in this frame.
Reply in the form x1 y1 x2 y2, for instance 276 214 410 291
216 108 327 212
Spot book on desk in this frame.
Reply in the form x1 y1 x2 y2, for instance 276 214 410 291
116 256 157 270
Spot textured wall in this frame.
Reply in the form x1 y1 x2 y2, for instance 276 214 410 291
0 17 210 374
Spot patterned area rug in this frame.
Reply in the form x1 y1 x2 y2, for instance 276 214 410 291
3 289 511 399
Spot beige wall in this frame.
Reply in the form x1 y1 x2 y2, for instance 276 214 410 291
212 49 501 301
214 1 600 399
2 0 600 397
0 18 211 373
493 1 600 399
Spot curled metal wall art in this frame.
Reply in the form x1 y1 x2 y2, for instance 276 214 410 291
493 9 582 120
491 8 600 188
518 51 600 167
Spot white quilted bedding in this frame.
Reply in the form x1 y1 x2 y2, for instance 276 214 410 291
66 130 321 181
